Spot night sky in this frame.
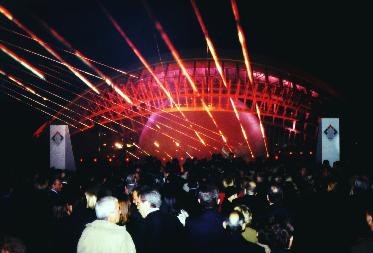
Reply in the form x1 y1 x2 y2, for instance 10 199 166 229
0 0 370 168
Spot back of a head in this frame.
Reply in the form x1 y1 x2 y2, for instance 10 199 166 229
85 192 97 209
198 185 219 210
95 196 118 220
224 211 245 234
125 174 137 194
234 205 253 226
241 177 257 196
267 184 283 205
351 176 370 195
222 174 235 188
138 186 162 208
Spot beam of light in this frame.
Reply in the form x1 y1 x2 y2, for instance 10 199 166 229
132 142 150 156
0 40 104 81
41 21 133 104
1 38 222 141
6 65 137 135
231 98 254 158
0 5 13 20
0 83 93 130
2 91 83 132
0 68 48 100
2 80 123 135
42 59 221 140
126 151 140 160
164 151 172 159
185 151 193 159
154 141 160 148
4 6 220 153
35 68 207 151
0 23 138 79
31 69 206 153
191 0 253 157
40 67 211 146
255 104 269 157
39 54 221 141
0 5 100 94
100 5 207 147
65 50 138 78
34 79 136 133
191 0 227 88
5 36 221 151
0 43 45 80
2 40 219 150
42 61 221 140
153 19 232 152
231 0 269 157
230 0 254 85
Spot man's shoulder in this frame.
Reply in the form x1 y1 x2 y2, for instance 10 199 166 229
186 210 224 227
85 220 127 233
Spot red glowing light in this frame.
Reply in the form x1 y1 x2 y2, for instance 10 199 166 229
0 43 45 80
0 5 100 94
0 5 13 20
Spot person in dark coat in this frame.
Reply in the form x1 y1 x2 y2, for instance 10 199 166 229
216 211 265 253
185 185 226 253
137 187 183 253
265 184 292 224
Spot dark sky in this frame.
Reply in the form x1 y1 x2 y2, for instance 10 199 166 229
0 0 370 166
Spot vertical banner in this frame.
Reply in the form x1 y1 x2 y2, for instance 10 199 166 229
316 118 340 166
50 125 76 171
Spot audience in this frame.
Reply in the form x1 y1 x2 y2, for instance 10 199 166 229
0 155 372 253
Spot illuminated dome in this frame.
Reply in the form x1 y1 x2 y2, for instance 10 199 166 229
60 58 330 161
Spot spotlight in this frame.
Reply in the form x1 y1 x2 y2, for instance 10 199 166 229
114 142 123 149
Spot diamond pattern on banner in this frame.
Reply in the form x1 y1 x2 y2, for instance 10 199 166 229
324 124 338 140
51 131 64 145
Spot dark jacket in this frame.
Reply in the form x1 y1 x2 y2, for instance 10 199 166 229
185 210 225 253
142 210 183 253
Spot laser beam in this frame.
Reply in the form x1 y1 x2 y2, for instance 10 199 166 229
0 5 100 94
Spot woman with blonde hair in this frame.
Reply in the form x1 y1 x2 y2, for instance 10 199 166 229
85 192 97 209
118 198 131 226
234 205 258 244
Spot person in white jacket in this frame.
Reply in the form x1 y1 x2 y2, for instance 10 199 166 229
77 196 136 253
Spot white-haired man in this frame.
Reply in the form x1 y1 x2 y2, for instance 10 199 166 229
77 196 136 253
137 187 182 253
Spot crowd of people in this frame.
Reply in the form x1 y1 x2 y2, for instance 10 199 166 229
0 154 372 253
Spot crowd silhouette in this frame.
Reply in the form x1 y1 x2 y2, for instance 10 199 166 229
1 154 372 253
